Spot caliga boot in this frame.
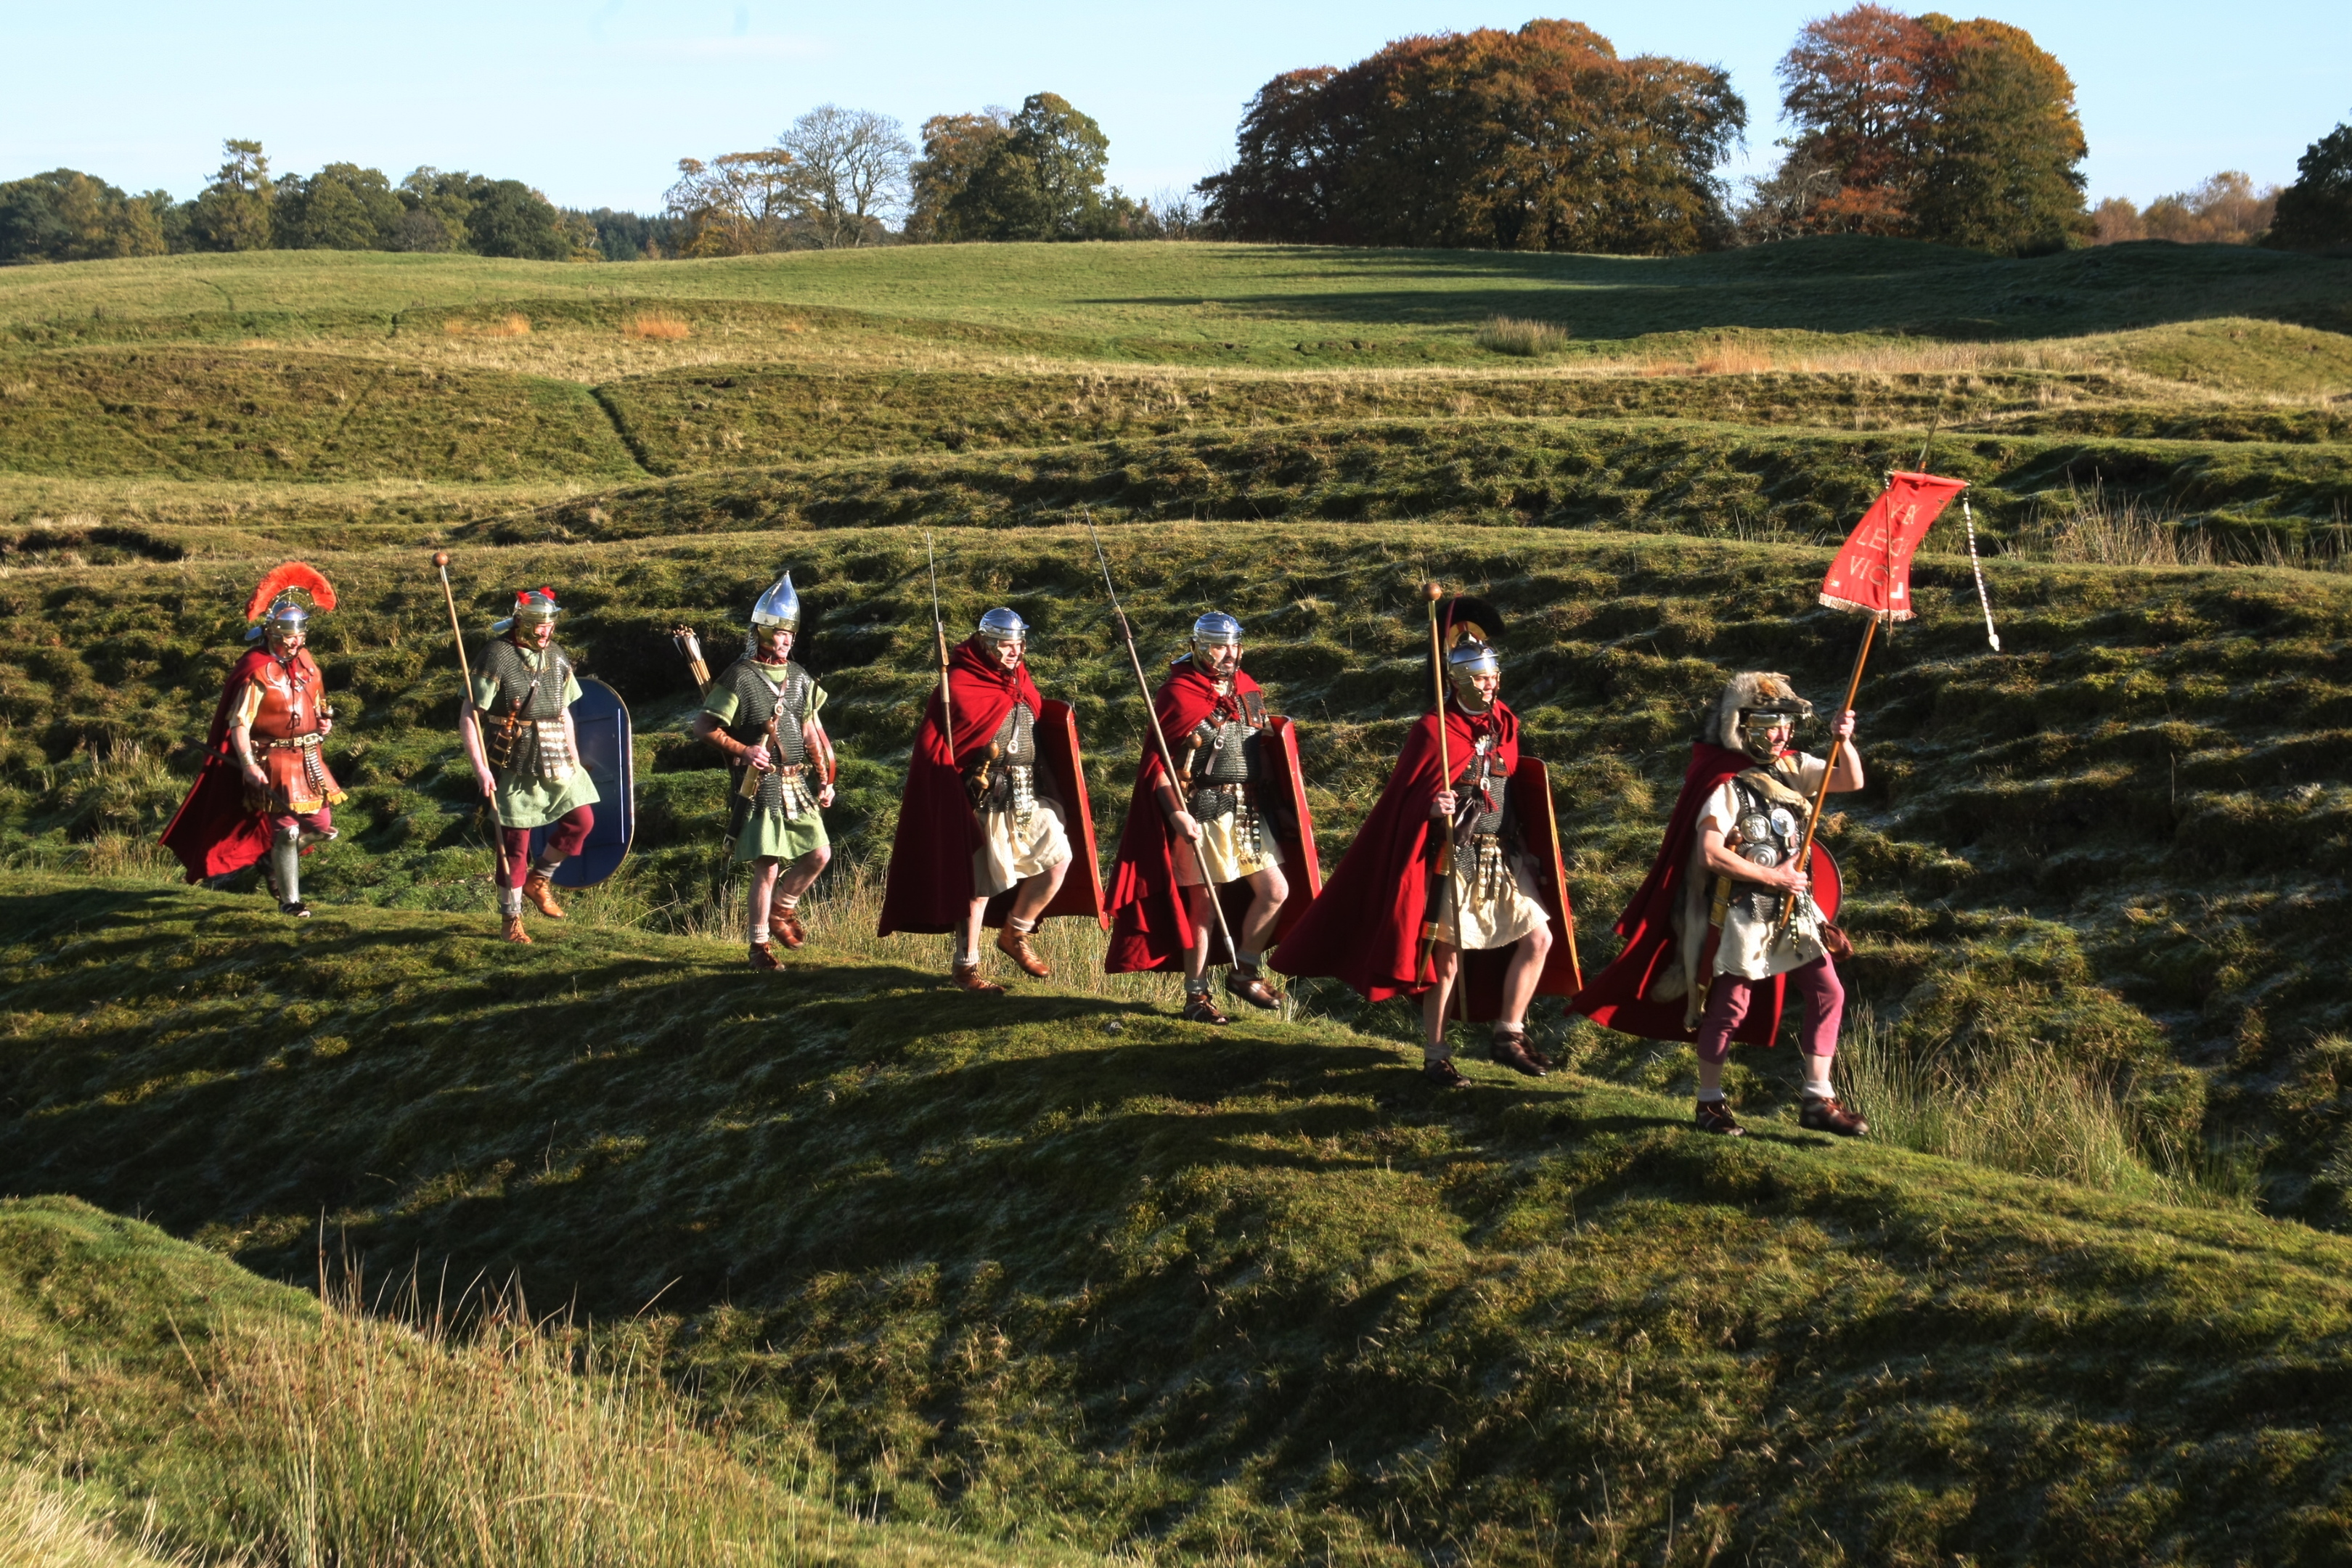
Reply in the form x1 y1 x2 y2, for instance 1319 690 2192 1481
500 888 531 944
774 905 808 950
522 867 567 919
952 960 1005 995
1488 1025 1546 1078
995 921 1050 978
1225 963 1282 1010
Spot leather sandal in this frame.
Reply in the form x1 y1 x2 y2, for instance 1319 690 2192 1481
1225 964 1283 1010
522 870 567 919
1180 992 1231 1025
951 961 1005 995
748 940 782 971
1800 1095 1871 1138
995 924 1051 978
501 913 533 945
774 910 808 950
1694 1098 1745 1136
1421 1056 1469 1088
1489 1028 1547 1078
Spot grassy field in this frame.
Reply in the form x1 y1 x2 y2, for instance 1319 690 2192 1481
12 883 2352 1564
4 237 2352 1561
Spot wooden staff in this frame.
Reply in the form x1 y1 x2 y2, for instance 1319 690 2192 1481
1416 581 1457 984
1088 518 1238 964
926 532 955 762
431 551 500 886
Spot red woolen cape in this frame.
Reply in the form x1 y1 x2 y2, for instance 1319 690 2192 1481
1103 659 1313 973
160 648 320 882
876 638 1046 936
1567 742 1784 1047
1273 700 1535 1013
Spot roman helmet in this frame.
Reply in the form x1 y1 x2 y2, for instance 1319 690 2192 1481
1428 593 1506 702
976 607 1028 644
747 571 799 659
242 562 336 650
1191 611 1243 663
1708 671 1813 763
492 587 562 636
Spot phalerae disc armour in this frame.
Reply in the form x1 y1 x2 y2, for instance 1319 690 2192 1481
977 606 1028 642
1708 671 1813 763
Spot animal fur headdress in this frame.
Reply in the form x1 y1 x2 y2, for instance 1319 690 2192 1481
1707 671 1811 754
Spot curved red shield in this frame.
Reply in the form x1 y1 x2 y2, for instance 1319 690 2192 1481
1808 841 1842 923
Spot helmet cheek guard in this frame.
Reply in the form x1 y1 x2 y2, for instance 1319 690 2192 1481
1447 638 1501 701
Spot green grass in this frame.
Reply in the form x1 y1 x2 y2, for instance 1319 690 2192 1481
10 884 2352 1563
6 522 2352 1214
4 240 2348 362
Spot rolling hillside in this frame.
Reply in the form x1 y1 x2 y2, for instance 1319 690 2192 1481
4 237 2352 1563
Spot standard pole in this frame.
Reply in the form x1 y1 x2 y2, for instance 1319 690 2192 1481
1776 613 1877 934
1088 519 1240 965
1416 582 1458 989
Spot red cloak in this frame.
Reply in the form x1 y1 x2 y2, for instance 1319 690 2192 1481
1567 742 1785 1047
160 648 318 882
1271 700 1576 1020
1103 658 1320 973
876 638 1101 936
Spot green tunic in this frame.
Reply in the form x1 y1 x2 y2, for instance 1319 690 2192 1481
702 660 830 864
470 643 601 830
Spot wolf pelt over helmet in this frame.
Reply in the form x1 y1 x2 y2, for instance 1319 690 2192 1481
1710 671 1813 763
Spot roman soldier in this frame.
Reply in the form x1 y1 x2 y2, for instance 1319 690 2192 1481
877 606 1104 992
690 572 838 968
1274 604 1580 1085
1569 672 1870 1138
161 562 346 915
459 587 600 944
1105 611 1319 1024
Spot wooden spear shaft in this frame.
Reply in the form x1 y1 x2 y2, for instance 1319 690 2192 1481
431 550 499 889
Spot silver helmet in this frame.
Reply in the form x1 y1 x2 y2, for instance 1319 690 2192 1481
750 571 801 631
247 597 310 645
976 607 1028 642
242 562 335 645
1191 611 1242 663
1447 637 1502 698
492 587 562 635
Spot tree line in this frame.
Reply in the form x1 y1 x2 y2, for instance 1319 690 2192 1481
5 15 2348 268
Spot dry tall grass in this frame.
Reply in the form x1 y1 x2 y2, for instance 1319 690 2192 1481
2014 479 2352 571
1473 317 1567 357
624 311 693 342
0 1469 181 1568
441 314 532 339
195 1273 1078 1568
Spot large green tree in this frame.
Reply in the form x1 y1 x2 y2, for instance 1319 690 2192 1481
0 169 167 263
942 94 1116 242
465 179 571 260
275 163 404 250
1200 21 1744 254
2269 114 2352 250
186 139 274 252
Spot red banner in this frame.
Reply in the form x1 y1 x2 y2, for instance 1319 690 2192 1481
1819 470 1969 620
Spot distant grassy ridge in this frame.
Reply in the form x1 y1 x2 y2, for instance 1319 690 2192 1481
467 417 2352 551
7 523 2352 1214
11 884 2352 1562
3 240 2348 356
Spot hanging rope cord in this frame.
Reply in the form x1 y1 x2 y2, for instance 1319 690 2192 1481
1963 498 2002 653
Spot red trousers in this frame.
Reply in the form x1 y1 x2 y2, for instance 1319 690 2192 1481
500 806 593 889
1694 955 1845 1063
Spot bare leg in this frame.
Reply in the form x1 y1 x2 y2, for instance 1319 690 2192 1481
776 844 830 902
1238 863 1289 958
1180 883 1216 982
1007 856 1068 925
959 896 991 963
1420 943 1461 1057
1496 925 1552 1027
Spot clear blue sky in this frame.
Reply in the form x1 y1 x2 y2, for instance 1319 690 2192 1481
2 1 2343 213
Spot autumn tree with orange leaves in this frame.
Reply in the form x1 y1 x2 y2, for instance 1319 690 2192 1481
1199 20 1746 254
1765 4 2088 254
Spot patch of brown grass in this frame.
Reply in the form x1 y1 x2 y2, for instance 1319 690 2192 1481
442 314 533 339
624 312 693 342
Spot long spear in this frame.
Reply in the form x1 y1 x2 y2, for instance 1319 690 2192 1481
431 550 500 889
1087 518 1238 965
1415 581 1457 987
